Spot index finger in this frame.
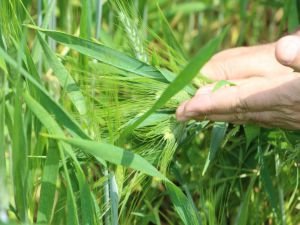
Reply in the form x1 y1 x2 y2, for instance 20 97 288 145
176 75 296 121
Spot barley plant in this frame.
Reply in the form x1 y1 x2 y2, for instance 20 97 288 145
0 0 300 225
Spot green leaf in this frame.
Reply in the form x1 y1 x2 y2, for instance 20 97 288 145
109 174 119 225
159 68 196 95
12 80 28 222
158 4 187 60
166 182 201 225
287 0 300 32
68 146 97 225
67 186 79 225
26 25 168 83
122 28 228 138
0 46 89 139
24 92 80 225
31 0 56 62
58 137 166 180
202 122 228 175
80 0 92 40
0 73 5 177
79 0 92 79
37 141 60 223
244 125 260 149
170 2 207 15
234 176 256 225
259 154 281 219
80 181 96 225
37 33 87 115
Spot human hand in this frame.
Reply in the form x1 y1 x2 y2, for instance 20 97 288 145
176 34 300 130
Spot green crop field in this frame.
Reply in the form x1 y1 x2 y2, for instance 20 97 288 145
0 0 299 224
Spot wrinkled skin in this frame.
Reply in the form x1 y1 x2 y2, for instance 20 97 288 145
176 31 300 130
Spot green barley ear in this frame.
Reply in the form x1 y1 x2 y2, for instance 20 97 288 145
113 0 148 62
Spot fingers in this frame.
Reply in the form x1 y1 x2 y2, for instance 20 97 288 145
176 74 300 127
177 77 272 118
201 43 292 81
193 112 275 126
275 34 300 72
180 111 296 129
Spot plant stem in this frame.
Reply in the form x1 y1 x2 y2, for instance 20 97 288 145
95 0 103 40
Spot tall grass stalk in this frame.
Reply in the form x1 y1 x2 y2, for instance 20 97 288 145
48 0 56 50
96 0 103 40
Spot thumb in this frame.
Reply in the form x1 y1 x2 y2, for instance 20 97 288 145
275 34 300 71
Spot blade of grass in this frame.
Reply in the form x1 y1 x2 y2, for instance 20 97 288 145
24 92 81 225
37 0 42 26
48 0 57 50
103 170 110 225
54 137 166 180
234 176 256 225
244 124 260 149
31 0 56 66
80 183 96 225
0 69 5 178
0 68 8 224
37 33 87 115
202 122 228 175
64 146 98 225
76 167 97 225
95 0 103 39
66 185 79 225
80 0 92 39
287 0 299 32
109 173 119 225
26 25 168 82
171 164 202 224
0 46 89 139
79 0 92 78
37 141 60 223
165 182 201 225
158 68 196 95
287 168 299 209
258 144 281 220
157 4 187 60
121 28 228 138
169 2 207 15
12 79 28 222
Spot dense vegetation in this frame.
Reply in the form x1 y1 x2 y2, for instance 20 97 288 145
0 0 299 224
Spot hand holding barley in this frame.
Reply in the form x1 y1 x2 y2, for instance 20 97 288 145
177 33 300 130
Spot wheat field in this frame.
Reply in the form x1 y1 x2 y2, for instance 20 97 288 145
0 0 299 224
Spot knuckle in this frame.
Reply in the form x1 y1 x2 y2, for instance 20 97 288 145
247 112 273 125
206 60 230 80
234 113 246 121
247 112 262 123
233 86 249 113
216 61 230 80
